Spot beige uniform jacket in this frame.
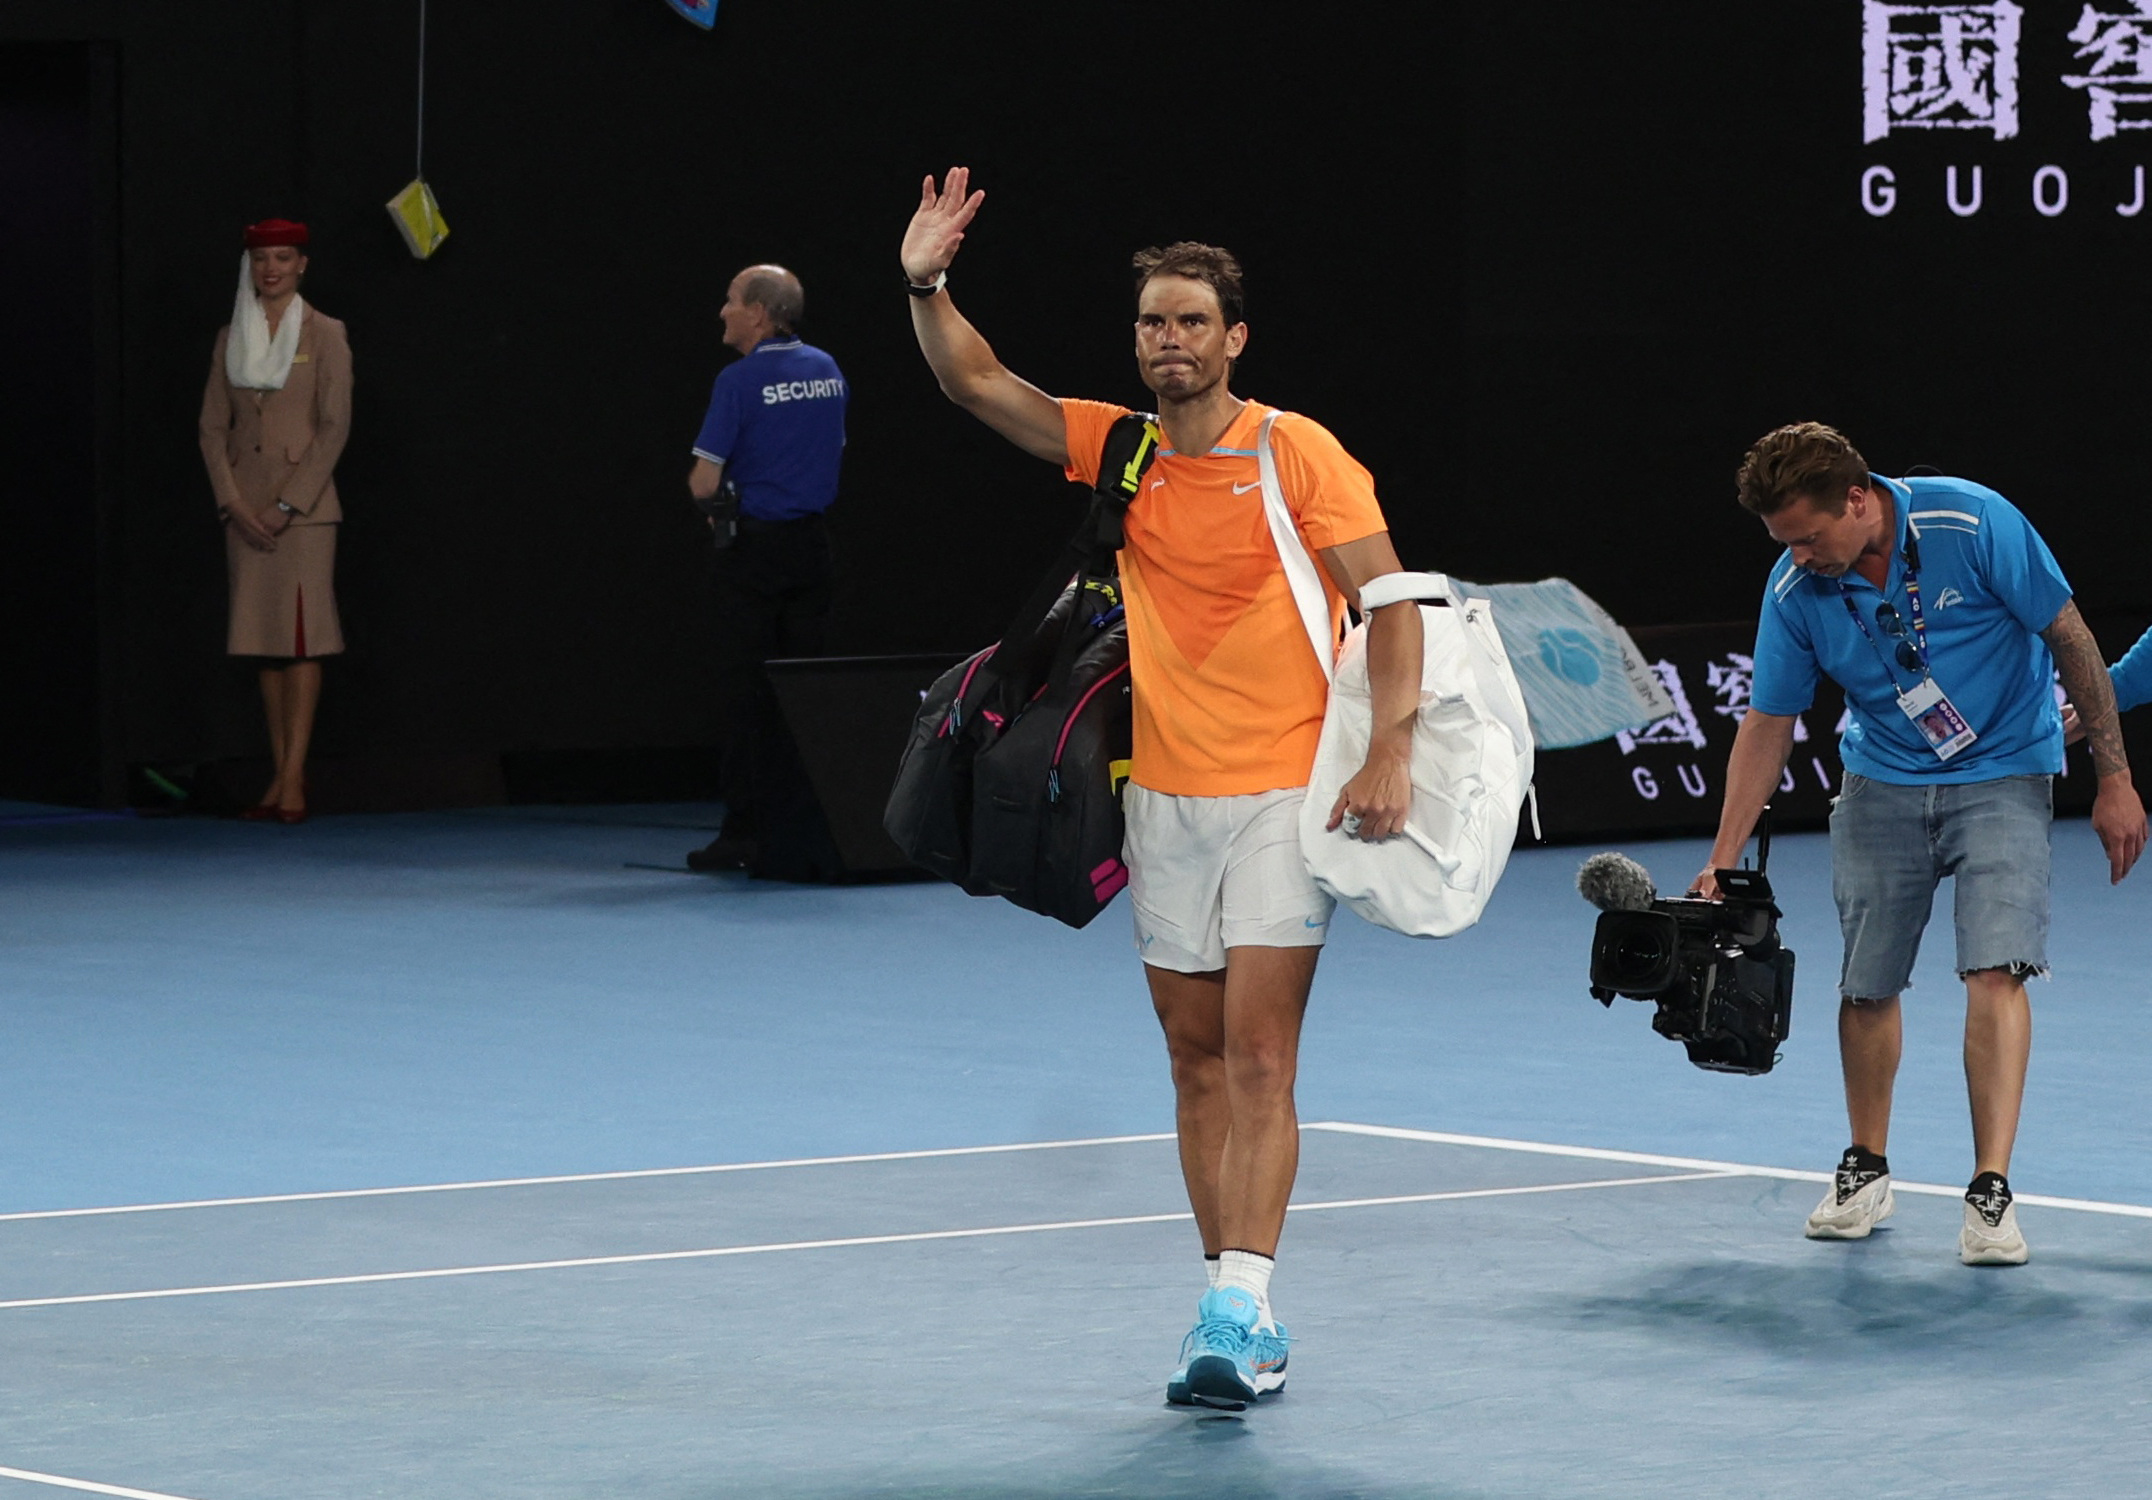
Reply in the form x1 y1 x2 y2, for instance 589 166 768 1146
198 307 352 523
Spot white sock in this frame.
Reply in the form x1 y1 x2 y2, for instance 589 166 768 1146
1216 1249 1276 1324
1204 1255 1221 1288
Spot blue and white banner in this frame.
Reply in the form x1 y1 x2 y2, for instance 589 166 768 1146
664 0 718 30
1449 577 1674 751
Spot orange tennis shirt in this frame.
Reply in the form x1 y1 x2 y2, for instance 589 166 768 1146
1061 398 1390 797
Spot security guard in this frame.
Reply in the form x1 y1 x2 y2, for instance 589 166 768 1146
684 264 849 873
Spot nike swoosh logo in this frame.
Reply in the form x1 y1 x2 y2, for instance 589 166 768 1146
1303 915 1329 930
1149 479 1165 491
1232 480 1262 494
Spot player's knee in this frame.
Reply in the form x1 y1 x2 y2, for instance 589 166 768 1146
1224 1035 1300 1098
1160 1026 1225 1082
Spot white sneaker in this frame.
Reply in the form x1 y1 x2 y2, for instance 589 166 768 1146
1961 1178 2030 1266
1805 1148 1895 1239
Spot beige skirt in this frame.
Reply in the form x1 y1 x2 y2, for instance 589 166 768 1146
226 519 344 658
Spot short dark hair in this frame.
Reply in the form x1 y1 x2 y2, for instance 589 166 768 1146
1735 422 1871 517
1131 241 1244 326
738 264 804 333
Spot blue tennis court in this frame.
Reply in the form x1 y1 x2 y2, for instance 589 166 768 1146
5 802 2151 1498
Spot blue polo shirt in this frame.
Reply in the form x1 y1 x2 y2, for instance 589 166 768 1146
691 337 848 521
2111 627 2152 712
1750 473 2072 785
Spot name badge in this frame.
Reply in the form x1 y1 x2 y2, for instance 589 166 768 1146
1896 678 1977 762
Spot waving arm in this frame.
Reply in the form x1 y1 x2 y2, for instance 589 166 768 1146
901 169 1067 466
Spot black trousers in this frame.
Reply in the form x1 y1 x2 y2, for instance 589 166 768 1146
709 514 834 847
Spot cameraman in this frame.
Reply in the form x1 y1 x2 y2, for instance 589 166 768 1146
1695 422 2144 1266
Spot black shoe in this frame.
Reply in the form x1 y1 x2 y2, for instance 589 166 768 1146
686 836 757 873
1805 1146 1893 1239
1961 1171 2029 1265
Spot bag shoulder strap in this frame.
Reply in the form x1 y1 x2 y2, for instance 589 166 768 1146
1360 571 1453 610
1089 411 1161 558
988 412 1162 676
1255 411 1337 683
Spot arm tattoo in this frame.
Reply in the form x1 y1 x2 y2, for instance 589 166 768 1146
2044 600 2130 779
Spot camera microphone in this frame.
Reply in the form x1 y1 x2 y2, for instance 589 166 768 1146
1581 840 1796 1075
1577 851 1657 913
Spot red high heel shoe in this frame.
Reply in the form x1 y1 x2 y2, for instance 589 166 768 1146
275 776 309 825
240 777 280 821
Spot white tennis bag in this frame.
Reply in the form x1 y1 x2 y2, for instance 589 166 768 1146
1255 414 1536 938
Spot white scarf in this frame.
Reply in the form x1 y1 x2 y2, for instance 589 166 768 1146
224 252 306 390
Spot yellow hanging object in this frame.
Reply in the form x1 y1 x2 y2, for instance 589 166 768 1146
386 177 449 260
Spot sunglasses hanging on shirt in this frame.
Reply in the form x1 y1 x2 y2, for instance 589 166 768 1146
1872 601 1923 674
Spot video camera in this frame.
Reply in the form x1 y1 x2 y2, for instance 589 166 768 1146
1578 811 1795 1075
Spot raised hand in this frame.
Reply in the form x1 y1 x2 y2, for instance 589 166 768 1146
901 168 985 284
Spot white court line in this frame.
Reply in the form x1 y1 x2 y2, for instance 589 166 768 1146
11 1122 2152 1224
0 1171 1729 1313
0 1133 1177 1223
0 1465 205 1500
1308 1122 2152 1221
1290 1170 1730 1215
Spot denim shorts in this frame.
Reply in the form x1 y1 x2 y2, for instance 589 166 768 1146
1828 772 2052 1000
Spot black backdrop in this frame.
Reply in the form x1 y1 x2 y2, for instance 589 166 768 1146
3 1 2148 804
0 39 112 804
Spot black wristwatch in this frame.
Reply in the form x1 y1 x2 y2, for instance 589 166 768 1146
904 269 947 298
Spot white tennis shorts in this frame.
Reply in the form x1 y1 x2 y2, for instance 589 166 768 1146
1124 784 1335 973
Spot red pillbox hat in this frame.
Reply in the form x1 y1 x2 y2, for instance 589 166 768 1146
243 219 310 249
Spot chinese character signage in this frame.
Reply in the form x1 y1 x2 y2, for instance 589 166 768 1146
2064 3 2152 139
1528 625 1848 842
1863 2 2024 142
1857 1 2151 219
1524 621 2108 844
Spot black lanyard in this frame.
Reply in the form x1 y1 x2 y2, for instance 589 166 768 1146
1837 527 1930 686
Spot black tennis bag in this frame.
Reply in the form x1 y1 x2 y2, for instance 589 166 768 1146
882 578 1104 894
883 640 1000 889
884 414 1159 926
965 582 1133 922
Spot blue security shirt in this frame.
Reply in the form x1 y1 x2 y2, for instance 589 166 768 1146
691 337 848 521
1749 473 2072 785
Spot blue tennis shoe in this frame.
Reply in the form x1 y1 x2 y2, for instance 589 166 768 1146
1173 1286 1290 1409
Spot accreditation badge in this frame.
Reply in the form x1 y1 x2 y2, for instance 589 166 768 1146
1896 677 1978 762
